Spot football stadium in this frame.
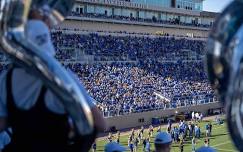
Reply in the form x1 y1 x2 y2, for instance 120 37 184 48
0 0 242 152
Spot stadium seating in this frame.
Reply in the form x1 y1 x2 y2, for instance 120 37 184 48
51 31 216 117
0 30 216 117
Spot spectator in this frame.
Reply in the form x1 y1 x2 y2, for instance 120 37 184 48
188 122 194 139
205 123 210 137
142 138 147 151
107 133 113 142
192 112 195 121
148 125 154 138
195 113 199 121
199 113 203 122
195 125 200 139
128 135 134 152
174 127 180 142
116 131 120 143
167 119 172 133
133 137 139 152
140 126 144 139
209 123 212 137
179 138 184 152
204 138 210 147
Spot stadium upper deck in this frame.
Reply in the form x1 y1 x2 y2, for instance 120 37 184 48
56 0 218 38
127 0 204 11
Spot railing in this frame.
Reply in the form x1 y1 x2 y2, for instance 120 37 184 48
69 12 212 30
101 98 218 117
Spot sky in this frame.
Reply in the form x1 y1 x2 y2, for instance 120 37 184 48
203 0 233 12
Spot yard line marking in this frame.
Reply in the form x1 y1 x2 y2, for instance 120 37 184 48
211 141 238 152
212 141 231 147
216 148 237 152
213 125 225 130
214 125 227 131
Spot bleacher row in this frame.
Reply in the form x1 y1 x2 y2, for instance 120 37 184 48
0 30 216 117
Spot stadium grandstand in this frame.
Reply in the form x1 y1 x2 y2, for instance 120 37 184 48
0 0 222 130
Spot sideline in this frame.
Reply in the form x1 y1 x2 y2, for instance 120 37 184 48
97 115 224 141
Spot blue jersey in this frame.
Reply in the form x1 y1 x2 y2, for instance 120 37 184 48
129 143 134 150
205 124 209 130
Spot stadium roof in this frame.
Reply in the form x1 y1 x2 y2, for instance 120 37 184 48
200 11 219 17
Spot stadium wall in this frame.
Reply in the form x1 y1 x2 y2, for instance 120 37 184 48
58 20 209 38
104 102 222 131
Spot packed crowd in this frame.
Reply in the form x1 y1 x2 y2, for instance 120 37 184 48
67 62 214 117
51 32 206 61
0 31 216 117
71 12 212 28
51 31 215 117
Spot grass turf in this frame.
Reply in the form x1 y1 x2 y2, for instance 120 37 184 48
95 119 238 152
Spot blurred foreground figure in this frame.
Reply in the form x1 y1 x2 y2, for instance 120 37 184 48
104 142 126 152
196 146 216 152
0 0 105 151
0 129 11 151
206 0 243 151
154 132 172 152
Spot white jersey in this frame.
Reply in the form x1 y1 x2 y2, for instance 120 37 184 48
192 112 195 119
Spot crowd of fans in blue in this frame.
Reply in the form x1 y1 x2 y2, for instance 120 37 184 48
0 30 216 117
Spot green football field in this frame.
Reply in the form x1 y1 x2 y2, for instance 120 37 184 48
95 119 238 152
